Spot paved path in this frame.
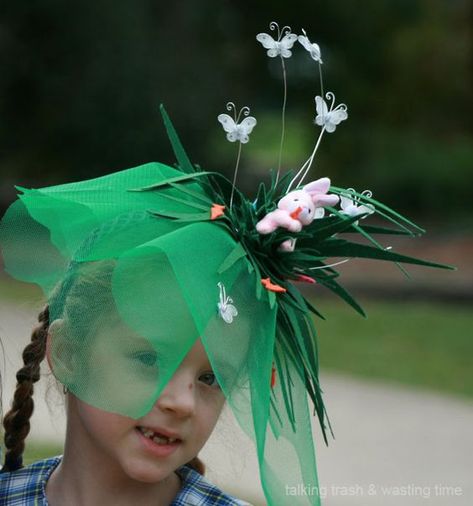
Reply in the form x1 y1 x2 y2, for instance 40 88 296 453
1 302 472 505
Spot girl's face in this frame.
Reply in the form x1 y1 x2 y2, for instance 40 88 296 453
63 338 225 484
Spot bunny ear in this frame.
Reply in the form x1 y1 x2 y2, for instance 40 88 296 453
314 194 340 207
303 177 331 195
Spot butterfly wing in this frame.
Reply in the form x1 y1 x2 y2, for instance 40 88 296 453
343 202 361 217
226 132 239 142
235 117 257 144
228 304 238 319
280 33 297 48
279 33 297 58
218 114 237 133
328 108 348 125
298 35 312 52
221 304 238 323
325 108 348 132
239 117 257 135
298 34 322 62
345 204 359 217
315 96 328 127
310 43 322 63
256 33 276 50
358 203 375 216
340 194 354 212
221 308 232 324
218 114 239 142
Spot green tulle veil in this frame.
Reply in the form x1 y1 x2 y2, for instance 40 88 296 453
0 106 452 505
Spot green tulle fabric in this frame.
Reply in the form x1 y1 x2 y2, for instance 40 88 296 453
0 108 452 505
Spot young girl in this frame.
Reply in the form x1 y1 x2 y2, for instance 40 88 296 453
0 24 449 506
0 246 253 505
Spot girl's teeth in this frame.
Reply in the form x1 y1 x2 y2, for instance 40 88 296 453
139 426 177 444
153 435 170 445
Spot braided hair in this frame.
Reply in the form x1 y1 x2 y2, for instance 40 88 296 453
2 306 49 472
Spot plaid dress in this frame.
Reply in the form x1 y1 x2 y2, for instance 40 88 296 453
0 457 252 505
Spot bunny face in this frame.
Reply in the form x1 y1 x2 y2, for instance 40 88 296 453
277 190 316 226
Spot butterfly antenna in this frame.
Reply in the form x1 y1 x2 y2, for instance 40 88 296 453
275 56 288 186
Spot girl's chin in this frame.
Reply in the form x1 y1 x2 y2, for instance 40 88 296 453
121 459 178 484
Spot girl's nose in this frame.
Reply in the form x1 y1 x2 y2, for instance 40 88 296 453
155 372 196 418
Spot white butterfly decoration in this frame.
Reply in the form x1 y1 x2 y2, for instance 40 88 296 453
256 27 297 58
218 114 256 144
340 189 375 218
298 28 322 64
218 108 257 144
315 92 348 133
217 282 238 324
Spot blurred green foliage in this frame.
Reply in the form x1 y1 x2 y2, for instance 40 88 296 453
23 442 63 466
317 297 473 398
0 0 472 222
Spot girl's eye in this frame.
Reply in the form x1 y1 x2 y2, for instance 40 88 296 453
131 350 158 367
199 372 220 389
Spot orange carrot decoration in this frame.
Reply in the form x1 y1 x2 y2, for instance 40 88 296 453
270 363 276 388
261 277 287 293
210 204 226 220
289 206 303 219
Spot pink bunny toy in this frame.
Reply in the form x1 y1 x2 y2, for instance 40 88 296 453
256 177 339 251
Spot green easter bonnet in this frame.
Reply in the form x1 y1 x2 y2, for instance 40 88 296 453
0 22 452 505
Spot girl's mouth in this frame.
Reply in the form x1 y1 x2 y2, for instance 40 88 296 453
136 426 181 445
135 426 183 457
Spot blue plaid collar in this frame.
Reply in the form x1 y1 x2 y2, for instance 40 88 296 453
0 456 250 505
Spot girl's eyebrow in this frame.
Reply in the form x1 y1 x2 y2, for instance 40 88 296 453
113 332 158 354
208 359 240 378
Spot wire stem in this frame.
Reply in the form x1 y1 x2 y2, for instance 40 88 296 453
229 142 242 209
318 63 324 100
275 56 288 186
298 127 325 185
286 127 326 192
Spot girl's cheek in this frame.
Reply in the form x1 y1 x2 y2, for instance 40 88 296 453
197 380 224 398
198 386 226 415
85 344 160 414
74 399 126 442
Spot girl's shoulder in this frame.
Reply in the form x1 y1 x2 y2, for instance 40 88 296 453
0 456 61 505
173 465 253 506
0 458 253 506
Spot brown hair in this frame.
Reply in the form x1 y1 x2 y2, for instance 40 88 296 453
2 306 49 472
2 299 206 475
